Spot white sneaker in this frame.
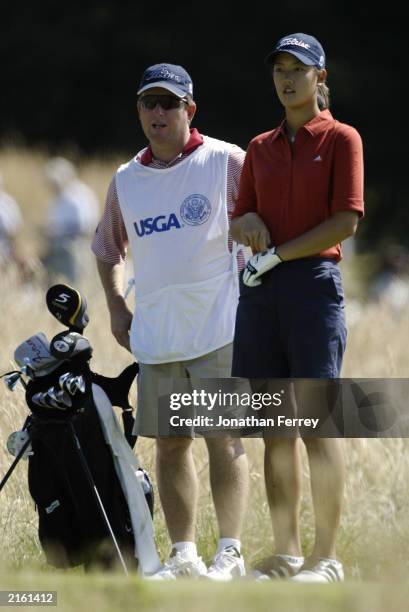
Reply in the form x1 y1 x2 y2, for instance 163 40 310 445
253 554 304 581
206 546 246 581
291 558 344 583
146 551 207 580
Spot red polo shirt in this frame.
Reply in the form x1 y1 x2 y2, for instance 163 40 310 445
232 110 364 260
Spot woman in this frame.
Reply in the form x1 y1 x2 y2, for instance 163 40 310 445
231 33 364 582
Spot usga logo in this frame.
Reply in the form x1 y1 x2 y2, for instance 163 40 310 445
134 194 212 237
134 213 181 237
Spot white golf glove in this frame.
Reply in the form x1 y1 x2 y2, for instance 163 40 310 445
243 247 282 287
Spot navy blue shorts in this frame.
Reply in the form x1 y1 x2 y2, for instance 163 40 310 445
232 258 347 379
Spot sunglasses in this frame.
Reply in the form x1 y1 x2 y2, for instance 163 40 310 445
138 94 188 111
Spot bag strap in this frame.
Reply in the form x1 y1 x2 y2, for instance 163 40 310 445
90 362 139 448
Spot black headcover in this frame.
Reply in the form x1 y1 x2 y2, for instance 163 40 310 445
46 284 89 333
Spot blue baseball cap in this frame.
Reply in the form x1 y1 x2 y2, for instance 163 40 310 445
265 33 326 69
137 63 193 98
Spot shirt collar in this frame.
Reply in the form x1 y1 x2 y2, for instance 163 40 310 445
303 109 334 136
272 109 334 141
140 128 204 165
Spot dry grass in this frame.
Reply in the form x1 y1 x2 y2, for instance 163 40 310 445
1 575 409 612
1 148 409 586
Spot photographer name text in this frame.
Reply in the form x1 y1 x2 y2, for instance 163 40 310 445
169 415 320 429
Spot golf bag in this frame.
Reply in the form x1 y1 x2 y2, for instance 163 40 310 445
1 285 161 575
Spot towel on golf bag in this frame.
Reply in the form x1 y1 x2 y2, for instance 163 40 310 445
92 383 161 575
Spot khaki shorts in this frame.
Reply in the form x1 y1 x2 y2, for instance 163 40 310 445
134 343 234 437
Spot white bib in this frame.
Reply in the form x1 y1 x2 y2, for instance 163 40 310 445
115 136 239 363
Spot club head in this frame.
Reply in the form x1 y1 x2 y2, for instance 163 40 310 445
65 375 86 395
7 431 33 459
55 390 72 408
20 364 36 380
72 376 86 394
66 376 77 395
4 372 21 391
14 334 61 378
32 392 53 408
47 387 59 403
33 391 67 411
32 392 45 407
46 284 89 332
47 387 75 409
59 373 81 395
47 396 65 410
59 372 72 390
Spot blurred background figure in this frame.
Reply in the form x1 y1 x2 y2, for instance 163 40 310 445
0 171 34 281
0 171 23 266
42 157 99 286
369 244 409 316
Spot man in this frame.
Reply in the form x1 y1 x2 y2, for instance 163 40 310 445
0 171 23 267
43 156 99 286
0 171 32 279
92 63 249 580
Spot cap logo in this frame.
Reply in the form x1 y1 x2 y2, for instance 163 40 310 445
278 37 311 50
146 67 183 84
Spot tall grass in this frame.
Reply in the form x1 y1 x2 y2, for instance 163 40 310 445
1 148 408 583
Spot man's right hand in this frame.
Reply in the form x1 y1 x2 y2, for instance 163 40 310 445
230 213 271 252
96 259 133 353
110 297 133 352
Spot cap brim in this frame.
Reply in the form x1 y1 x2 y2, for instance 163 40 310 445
137 81 187 98
265 49 316 66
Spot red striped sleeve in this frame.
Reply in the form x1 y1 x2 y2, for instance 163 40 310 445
91 177 128 264
226 147 246 270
